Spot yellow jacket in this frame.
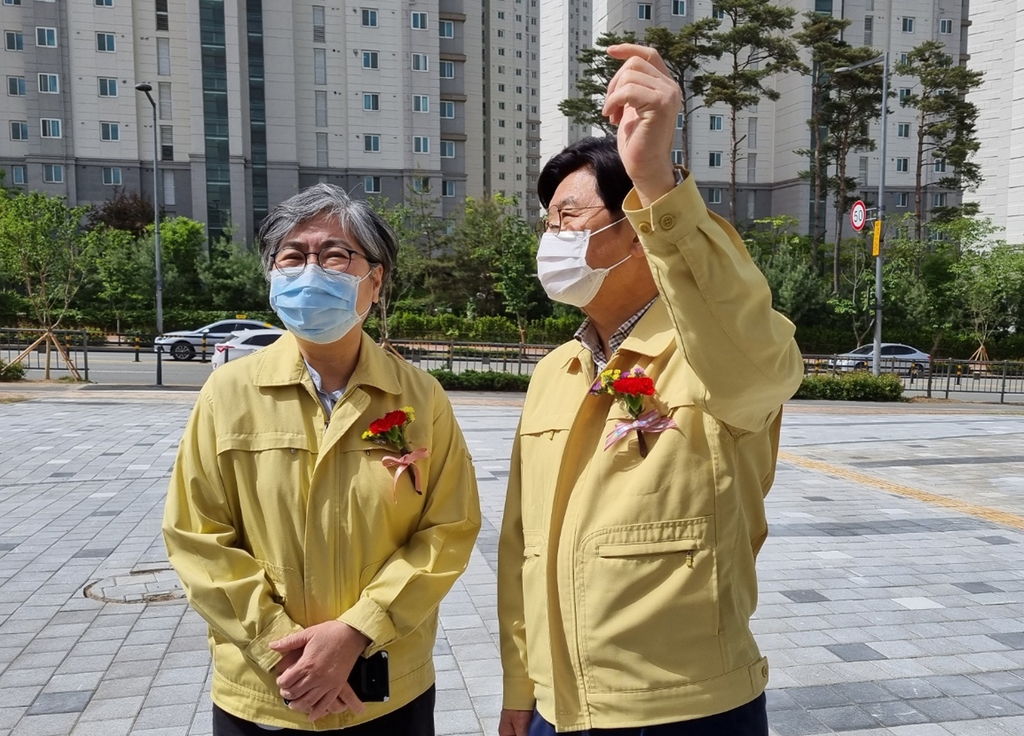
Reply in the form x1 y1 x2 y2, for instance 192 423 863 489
164 331 480 730
498 177 804 731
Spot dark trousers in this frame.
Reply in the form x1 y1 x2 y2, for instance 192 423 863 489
528 692 768 736
212 685 435 736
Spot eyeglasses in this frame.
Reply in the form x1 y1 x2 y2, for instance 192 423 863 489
271 245 378 274
543 204 607 235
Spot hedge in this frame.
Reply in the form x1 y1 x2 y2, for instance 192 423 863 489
0 358 25 382
428 370 531 392
794 373 904 402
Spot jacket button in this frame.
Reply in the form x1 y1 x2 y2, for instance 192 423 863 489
290 449 296 454
761 665 768 678
638 222 652 234
659 215 675 230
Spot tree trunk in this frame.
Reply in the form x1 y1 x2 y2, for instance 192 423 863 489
730 105 739 224
44 335 52 380
810 72 823 271
832 151 850 295
681 95 691 171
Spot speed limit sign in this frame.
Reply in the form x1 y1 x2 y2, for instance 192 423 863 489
850 200 867 232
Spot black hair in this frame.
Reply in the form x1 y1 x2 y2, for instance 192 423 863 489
537 136 634 216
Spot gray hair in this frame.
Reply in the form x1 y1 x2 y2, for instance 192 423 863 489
257 183 398 285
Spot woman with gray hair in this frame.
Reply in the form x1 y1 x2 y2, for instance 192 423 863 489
164 183 481 735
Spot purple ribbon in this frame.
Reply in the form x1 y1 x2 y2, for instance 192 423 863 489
604 410 678 451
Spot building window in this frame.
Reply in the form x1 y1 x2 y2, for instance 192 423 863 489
413 135 429 154
312 5 325 42
712 5 724 20
899 88 911 102
363 92 379 111
314 48 327 85
442 180 455 198
747 153 757 183
863 16 873 46
11 165 26 184
36 27 57 48
896 157 909 172
362 51 379 69
4 0 23 5
933 158 947 173
440 61 455 79
156 0 169 31
10 121 28 140
364 176 381 194
315 90 328 126
439 20 454 38
100 121 119 141
901 17 914 33
897 192 909 208
411 11 427 30
747 117 758 148
40 118 62 138
95 0 113 6
160 125 173 160
672 150 683 165
96 32 115 52
440 100 455 119
637 3 651 20
412 53 428 71
5 32 24 51
897 122 910 138
158 82 172 119
7 76 25 96
709 151 722 168
440 140 455 158
708 188 722 204
364 134 380 152
939 18 953 35
96 78 118 98
101 167 122 186
412 177 429 193
933 192 947 208
163 169 176 206
676 113 683 129
36 73 59 94
43 164 64 183
316 132 328 167
710 114 723 131
157 37 171 75
362 9 377 27
413 94 429 113
672 1 686 15
815 0 833 11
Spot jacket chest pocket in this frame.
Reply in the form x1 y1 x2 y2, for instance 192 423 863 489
516 413 575 533
577 517 723 693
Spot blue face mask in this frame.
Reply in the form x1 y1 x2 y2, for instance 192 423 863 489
269 266 373 344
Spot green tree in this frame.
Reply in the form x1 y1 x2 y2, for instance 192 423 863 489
644 20 721 169
953 243 1024 360
368 196 422 343
745 216 832 327
199 237 268 312
494 204 540 344
895 41 984 241
558 31 639 135
156 216 208 308
445 196 509 317
819 46 885 293
702 0 806 224
793 11 853 269
94 227 152 334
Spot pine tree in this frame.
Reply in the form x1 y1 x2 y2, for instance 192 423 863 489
558 31 639 136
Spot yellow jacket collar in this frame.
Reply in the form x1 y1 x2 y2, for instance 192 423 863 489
253 330 403 395
560 298 676 371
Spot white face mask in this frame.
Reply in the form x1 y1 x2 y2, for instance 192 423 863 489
536 218 630 307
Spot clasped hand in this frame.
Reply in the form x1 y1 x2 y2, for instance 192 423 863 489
270 620 371 722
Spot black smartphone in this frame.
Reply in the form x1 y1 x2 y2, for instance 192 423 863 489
348 651 390 702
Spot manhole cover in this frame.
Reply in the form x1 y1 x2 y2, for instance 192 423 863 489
83 567 185 604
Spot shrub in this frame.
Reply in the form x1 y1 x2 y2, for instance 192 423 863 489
428 369 531 392
794 372 904 402
0 358 26 382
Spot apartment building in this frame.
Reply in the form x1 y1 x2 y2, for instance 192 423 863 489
540 0 971 235
0 0 481 244
967 0 1024 245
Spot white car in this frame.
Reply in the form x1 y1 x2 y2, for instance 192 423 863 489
155 319 274 360
829 343 931 375
210 328 284 370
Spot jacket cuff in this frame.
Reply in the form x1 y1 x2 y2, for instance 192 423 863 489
339 597 397 651
502 676 537 711
245 612 304 674
623 171 709 243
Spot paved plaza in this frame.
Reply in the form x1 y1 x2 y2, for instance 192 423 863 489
2 388 1024 736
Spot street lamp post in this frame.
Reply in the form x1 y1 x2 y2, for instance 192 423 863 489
135 82 163 386
835 52 889 377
